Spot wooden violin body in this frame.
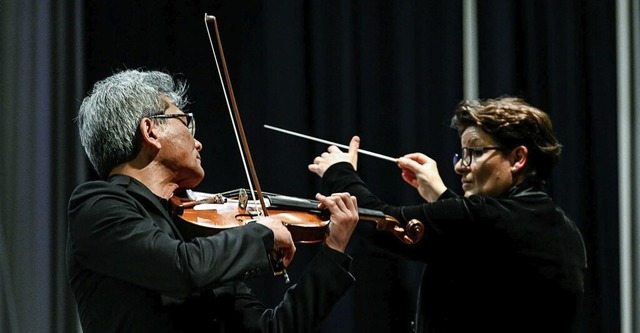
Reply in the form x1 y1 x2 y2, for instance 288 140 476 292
171 189 424 245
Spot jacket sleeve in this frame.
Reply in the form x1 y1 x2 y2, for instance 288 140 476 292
215 246 355 333
319 162 479 262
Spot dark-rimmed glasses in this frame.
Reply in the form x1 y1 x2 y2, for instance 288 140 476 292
149 113 195 136
453 147 503 167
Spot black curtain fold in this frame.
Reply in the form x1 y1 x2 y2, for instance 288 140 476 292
477 2 617 332
0 1 84 332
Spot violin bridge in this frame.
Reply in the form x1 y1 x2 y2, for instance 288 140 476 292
236 188 266 217
238 188 248 209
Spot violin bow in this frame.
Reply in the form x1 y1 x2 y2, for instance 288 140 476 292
204 14 269 217
205 14 292 282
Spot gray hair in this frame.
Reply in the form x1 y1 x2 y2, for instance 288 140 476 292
77 69 189 178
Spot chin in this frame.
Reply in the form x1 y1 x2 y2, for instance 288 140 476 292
180 172 205 190
461 184 474 197
463 187 479 197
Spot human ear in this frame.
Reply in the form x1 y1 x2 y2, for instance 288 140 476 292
511 145 528 172
139 118 162 149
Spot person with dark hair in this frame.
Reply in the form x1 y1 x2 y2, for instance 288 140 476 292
67 69 360 332
309 96 587 332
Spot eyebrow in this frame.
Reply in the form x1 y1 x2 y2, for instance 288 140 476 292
463 137 482 146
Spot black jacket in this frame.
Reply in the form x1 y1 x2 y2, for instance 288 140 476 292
67 175 354 332
321 162 587 333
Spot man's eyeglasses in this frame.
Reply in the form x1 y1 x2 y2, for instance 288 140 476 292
453 147 503 167
149 113 196 136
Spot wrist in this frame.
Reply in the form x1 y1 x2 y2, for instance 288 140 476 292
423 183 447 202
323 238 347 253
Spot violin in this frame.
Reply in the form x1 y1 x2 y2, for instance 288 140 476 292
171 189 424 245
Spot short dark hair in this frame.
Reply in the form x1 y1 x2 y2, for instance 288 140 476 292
451 96 562 184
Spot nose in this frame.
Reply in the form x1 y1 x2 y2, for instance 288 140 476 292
453 159 469 175
195 138 203 151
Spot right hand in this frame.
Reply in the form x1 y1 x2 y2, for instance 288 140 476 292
257 217 296 267
397 153 447 202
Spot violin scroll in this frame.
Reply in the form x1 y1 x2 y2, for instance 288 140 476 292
404 219 424 244
372 215 424 245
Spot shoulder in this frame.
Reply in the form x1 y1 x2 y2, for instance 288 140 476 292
70 175 154 204
68 177 147 220
423 188 554 229
465 183 553 209
70 179 124 202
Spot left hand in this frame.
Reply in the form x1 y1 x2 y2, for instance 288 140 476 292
315 192 359 253
308 136 360 177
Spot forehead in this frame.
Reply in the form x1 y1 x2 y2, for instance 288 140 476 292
460 126 496 145
161 95 181 114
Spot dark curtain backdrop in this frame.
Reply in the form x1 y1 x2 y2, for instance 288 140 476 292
0 1 84 332
20 0 614 332
476 2 618 332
